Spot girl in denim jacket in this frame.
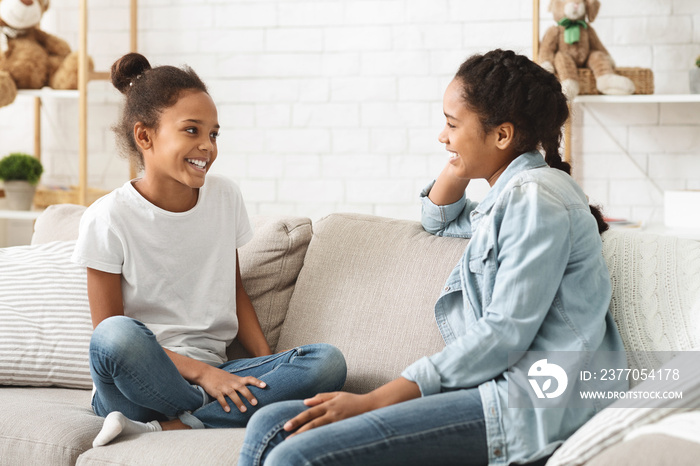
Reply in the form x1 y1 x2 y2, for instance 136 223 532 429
239 49 627 466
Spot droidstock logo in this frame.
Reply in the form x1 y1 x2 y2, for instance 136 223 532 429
528 359 568 399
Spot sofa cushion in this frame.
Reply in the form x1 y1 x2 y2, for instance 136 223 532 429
75 428 247 465
276 213 469 394
0 388 98 465
0 240 93 389
602 230 700 384
235 216 313 354
31 203 86 245
584 433 700 466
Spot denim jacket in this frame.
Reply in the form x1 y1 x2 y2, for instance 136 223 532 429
401 151 627 465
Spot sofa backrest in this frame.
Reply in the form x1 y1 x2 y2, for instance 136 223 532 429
276 213 468 394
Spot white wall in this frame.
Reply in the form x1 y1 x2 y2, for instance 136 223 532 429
1 0 699 224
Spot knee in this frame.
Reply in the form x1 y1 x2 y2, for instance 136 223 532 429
247 400 307 435
242 400 308 464
264 435 317 466
90 316 152 356
302 343 347 391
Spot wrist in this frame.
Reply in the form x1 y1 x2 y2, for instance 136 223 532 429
366 377 421 411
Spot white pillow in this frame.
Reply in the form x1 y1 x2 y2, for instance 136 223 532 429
624 411 700 445
602 230 700 386
0 241 93 389
546 351 700 466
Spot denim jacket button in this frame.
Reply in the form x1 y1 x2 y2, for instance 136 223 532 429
444 286 450 291
494 448 502 457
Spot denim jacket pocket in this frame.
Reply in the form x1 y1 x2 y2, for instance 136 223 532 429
468 246 492 275
467 244 495 310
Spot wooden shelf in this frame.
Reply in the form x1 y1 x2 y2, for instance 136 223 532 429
0 209 43 221
632 223 700 241
16 89 79 99
575 94 700 104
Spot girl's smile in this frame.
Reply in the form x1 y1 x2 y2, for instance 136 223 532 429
186 158 208 171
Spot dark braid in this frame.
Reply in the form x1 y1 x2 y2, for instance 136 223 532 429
454 49 608 234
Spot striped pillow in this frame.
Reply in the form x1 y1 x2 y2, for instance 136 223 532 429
0 241 92 389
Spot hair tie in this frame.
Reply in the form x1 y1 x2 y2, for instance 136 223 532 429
129 74 143 87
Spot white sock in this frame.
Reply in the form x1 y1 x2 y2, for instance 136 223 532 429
93 411 162 447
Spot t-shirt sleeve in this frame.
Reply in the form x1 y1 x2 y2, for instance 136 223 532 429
71 206 124 274
231 181 254 249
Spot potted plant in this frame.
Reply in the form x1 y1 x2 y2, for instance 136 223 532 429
0 153 43 210
691 55 700 94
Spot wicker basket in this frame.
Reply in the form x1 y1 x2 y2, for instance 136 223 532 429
33 186 110 208
577 67 654 95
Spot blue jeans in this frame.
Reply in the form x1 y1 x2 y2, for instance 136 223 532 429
239 388 488 466
89 316 347 429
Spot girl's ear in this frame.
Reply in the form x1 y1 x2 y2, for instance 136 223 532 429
133 122 153 151
494 122 515 150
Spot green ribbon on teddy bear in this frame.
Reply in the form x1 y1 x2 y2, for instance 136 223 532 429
558 18 588 45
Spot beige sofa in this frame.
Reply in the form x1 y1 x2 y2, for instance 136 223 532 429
1 204 699 465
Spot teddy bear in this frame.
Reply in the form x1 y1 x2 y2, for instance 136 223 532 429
538 0 635 100
0 0 91 108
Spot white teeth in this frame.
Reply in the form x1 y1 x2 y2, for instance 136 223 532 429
448 152 458 160
187 159 206 169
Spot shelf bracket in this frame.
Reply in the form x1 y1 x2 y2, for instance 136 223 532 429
577 102 665 196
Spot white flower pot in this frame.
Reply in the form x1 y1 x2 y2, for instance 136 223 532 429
3 180 36 210
690 68 700 94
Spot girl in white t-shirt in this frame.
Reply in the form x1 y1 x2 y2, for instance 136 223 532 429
72 53 346 447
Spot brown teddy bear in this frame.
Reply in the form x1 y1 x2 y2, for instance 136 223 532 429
538 0 634 99
0 0 91 108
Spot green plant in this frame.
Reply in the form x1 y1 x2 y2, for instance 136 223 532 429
696 55 700 68
0 153 43 185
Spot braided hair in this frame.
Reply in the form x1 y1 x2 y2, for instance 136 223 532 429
110 53 209 171
453 49 607 234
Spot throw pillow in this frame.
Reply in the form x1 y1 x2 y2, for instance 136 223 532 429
0 241 93 389
546 350 700 466
602 230 700 385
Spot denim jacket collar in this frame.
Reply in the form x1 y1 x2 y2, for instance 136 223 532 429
474 151 547 217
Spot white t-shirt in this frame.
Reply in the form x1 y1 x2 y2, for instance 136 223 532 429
72 175 253 367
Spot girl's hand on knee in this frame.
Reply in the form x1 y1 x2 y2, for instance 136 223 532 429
200 368 267 413
284 392 372 438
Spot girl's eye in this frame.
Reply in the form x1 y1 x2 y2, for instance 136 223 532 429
210 132 219 140
185 127 197 134
447 122 456 129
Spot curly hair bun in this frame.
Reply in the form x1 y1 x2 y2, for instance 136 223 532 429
111 53 152 94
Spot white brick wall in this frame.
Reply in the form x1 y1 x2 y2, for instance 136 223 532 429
0 0 699 225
